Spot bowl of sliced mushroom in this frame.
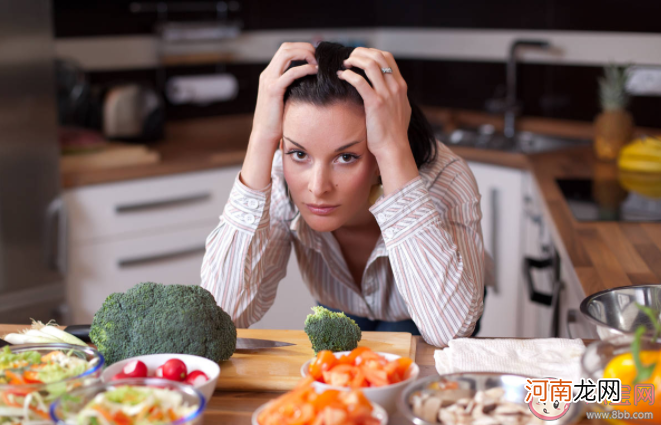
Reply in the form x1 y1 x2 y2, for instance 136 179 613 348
397 373 583 425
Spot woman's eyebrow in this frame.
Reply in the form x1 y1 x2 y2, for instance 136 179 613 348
334 141 360 152
283 137 361 153
283 136 306 150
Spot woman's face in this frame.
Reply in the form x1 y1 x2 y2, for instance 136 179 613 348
281 101 379 233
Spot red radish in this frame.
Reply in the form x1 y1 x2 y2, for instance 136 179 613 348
184 370 209 386
155 365 164 378
162 359 187 381
111 372 128 381
122 360 148 378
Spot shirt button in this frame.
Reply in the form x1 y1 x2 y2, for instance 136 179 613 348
248 199 259 209
384 228 395 239
244 214 255 224
377 213 386 222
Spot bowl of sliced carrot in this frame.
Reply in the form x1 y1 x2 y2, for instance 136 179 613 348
253 376 388 425
300 347 419 414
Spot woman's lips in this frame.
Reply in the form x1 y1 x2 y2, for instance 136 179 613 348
305 204 339 215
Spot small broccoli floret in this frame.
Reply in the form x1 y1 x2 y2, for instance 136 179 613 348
90 282 236 365
304 306 361 353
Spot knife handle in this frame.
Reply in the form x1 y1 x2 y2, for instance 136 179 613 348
65 324 92 343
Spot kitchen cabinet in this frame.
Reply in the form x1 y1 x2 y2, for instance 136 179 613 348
65 167 242 323
466 161 525 338
65 165 316 328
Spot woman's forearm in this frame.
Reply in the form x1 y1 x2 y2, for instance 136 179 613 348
240 133 279 191
374 142 420 196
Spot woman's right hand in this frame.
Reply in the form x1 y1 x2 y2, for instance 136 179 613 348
242 43 318 190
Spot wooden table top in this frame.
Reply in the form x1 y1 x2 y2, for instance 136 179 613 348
0 324 604 424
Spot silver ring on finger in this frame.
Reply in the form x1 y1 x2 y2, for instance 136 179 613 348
381 67 393 74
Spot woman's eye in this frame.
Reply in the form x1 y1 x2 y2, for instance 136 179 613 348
337 154 357 164
287 151 307 161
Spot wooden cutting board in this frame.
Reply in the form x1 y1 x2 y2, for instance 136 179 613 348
218 329 415 392
0 325 414 392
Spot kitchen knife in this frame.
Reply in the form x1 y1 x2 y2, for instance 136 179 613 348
64 325 295 350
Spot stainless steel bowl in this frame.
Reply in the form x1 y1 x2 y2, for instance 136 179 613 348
397 373 583 425
580 284 661 340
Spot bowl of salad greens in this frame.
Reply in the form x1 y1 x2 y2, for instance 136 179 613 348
0 343 104 425
49 378 205 425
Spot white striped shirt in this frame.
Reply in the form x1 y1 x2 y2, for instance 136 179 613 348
201 141 485 348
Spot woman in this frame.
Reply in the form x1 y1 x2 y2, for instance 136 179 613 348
201 41 485 347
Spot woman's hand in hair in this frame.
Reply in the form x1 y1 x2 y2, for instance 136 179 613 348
242 42 318 191
338 48 419 196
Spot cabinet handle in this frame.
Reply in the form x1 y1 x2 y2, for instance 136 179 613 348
118 245 206 268
115 193 211 214
523 255 556 306
490 188 499 294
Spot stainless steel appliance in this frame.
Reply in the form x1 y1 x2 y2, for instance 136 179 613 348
0 0 67 323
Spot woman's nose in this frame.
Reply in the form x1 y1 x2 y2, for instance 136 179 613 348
308 165 333 197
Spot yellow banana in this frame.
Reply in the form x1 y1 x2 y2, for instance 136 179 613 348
618 136 661 173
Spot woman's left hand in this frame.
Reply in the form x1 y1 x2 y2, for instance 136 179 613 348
338 48 419 195
338 48 411 159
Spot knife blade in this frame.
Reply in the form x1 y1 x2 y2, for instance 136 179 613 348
235 338 295 350
64 325 295 351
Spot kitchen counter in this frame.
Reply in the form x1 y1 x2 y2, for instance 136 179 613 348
0 323 605 424
60 109 661 304
528 147 661 296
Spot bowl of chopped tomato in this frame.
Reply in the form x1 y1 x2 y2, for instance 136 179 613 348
300 347 419 413
254 376 387 425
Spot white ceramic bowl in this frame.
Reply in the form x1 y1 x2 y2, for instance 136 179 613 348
101 353 220 401
251 397 388 425
300 351 419 414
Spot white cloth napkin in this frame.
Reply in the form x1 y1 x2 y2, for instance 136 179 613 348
434 338 586 382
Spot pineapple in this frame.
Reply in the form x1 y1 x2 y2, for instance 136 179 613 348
594 64 634 161
599 64 630 111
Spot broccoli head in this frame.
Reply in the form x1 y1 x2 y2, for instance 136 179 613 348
304 306 361 353
90 282 236 365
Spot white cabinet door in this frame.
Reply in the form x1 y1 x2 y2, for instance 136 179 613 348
66 166 241 243
467 162 524 337
67 222 215 323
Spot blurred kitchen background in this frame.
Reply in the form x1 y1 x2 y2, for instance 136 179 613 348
1 1 660 339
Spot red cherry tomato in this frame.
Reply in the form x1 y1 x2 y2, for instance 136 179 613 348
184 370 209 386
162 359 187 381
111 372 128 381
122 360 148 378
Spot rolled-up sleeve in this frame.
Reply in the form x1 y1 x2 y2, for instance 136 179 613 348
369 167 485 347
201 171 293 328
